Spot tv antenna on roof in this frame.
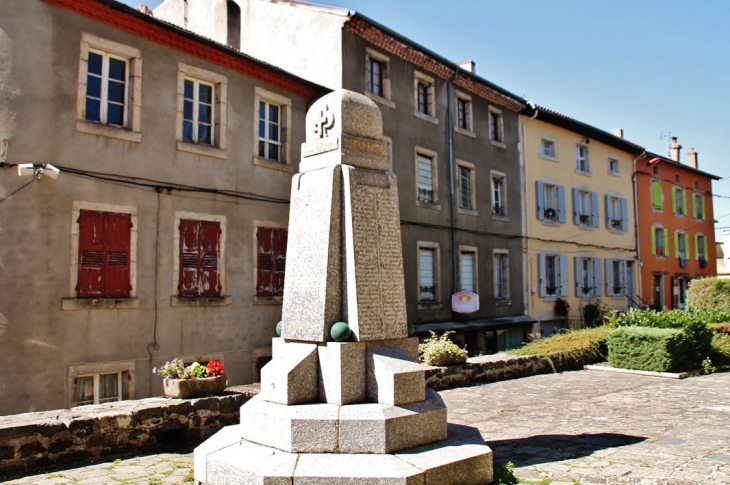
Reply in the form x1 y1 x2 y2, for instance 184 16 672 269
659 131 673 157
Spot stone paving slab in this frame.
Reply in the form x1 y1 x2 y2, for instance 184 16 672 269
3 370 729 484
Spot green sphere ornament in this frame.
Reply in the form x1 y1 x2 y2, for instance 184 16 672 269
330 321 351 342
276 321 282 337
407 320 415 336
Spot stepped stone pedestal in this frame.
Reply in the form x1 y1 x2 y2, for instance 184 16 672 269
194 90 493 484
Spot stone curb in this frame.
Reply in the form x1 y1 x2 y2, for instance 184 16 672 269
584 364 689 379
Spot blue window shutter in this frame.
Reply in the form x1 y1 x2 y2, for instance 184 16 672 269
559 254 569 297
572 188 580 225
605 194 612 228
536 181 545 221
603 259 612 296
537 253 546 297
574 256 581 297
594 258 602 296
620 198 629 231
591 191 599 227
557 185 566 223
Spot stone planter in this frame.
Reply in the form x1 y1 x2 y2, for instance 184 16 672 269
163 376 227 399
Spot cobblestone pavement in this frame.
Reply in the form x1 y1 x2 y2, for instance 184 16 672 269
4 370 729 484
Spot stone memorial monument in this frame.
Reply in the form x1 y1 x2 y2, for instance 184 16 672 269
194 90 493 484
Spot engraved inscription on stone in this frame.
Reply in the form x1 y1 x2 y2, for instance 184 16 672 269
342 136 388 159
302 137 339 158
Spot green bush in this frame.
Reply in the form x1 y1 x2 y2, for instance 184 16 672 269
711 333 730 368
508 326 609 368
418 331 468 366
681 319 714 369
607 326 690 372
609 308 730 329
687 277 730 312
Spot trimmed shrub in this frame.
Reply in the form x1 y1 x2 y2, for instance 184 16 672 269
687 277 730 312
607 326 690 372
711 333 730 368
682 319 714 369
508 326 609 367
419 331 468 366
610 308 730 330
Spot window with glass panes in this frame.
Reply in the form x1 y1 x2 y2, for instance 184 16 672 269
457 97 469 130
74 372 122 406
612 260 623 295
459 251 475 292
541 138 556 158
417 81 430 115
576 144 590 172
85 50 127 126
492 176 505 215
581 258 594 296
367 58 384 97
459 166 473 210
183 78 214 145
417 154 434 203
258 100 282 161
494 252 509 300
695 193 704 219
545 255 558 295
543 184 558 220
489 111 502 142
419 248 436 301
655 227 665 255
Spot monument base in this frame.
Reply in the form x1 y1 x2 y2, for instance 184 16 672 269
194 423 493 484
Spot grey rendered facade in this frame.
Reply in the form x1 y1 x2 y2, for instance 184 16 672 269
155 0 532 354
0 0 323 415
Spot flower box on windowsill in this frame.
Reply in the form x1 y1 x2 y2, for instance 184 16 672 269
656 248 664 256
543 208 556 219
579 215 591 224
610 219 621 228
163 375 227 399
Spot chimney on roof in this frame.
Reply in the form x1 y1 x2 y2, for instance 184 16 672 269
612 128 624 138
457 60 476 73
137 4 153 16
669 136 682 162
687 147 698 169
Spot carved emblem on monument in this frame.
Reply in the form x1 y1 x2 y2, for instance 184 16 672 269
313 104 335 138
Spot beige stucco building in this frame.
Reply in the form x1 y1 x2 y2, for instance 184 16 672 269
521 107 644 335
0 0 325 414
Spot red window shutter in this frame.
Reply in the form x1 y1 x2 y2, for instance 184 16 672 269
272 229 287 297
257 227 273 296
200 221 221 297
104 212 132 298
179 219 200 297
78 210 105 298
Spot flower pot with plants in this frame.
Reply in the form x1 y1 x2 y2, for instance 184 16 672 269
154 358 227 399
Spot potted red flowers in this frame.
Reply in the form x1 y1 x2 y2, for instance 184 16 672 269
154 358 227 399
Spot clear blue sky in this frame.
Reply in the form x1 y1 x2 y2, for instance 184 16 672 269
121 0 730 238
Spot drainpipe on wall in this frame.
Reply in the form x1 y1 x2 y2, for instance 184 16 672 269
631 151 648 307
447 70 459 295
520 105 538 319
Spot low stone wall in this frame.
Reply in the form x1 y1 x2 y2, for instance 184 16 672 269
0 386 258 477
426 353 604 390
0 355 602 478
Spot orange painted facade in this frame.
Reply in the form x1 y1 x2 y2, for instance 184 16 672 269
635 153 719 309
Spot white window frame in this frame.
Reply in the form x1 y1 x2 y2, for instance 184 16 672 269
544 254 559 297
578 190 592 226
607 195 622 230
415 147 440 209
675 187 685 216
176 63 227 159
491 170 507 218
493 249 510 304
488 106 506 148
578 257 596 298
76 33 142 143
454 90 474 136
654 225 666 257
171 212 230 307
576 144 590 173
539 134 557 161
62 201 139 311
253 87 292 172
694 193 704 220
609 259 626 297
365 48 394 108
456 159 477 215
182 77 216 145
66 360 135 409
417 241 441 308
543 183 559 222
608 157 620 176
413 70 437 123
458 246 478 293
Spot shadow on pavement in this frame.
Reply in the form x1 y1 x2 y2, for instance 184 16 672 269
487 432 647 466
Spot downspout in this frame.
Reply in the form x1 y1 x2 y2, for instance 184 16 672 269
520 105 538 319
631 150 647 308
447 70 459 295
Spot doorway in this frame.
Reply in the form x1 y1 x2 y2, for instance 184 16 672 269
626 261 635 308
652 274 664 310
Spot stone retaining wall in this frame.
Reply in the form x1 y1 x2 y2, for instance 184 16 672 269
426 353 603 390
0 355 601 478
0 386 257 477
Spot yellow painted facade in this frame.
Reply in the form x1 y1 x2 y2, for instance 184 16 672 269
520 114 639 336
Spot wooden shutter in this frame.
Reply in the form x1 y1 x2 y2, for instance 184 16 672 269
200 221 221 296
78 210 105 298
256 227 273 296
557 185 566 223
572 188 580 225
104 212 132 298
605 194 612 228
650 227 657 255
671 187 678 214
537 253 546 297
652 180 662 209
179 219 200 296
590 192 599 227
535 181 544 220
559 254 569 297
620 198 629 231
593 258 602 297
180 220 221 297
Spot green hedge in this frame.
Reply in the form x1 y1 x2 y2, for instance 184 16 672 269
610 308 730 329
687 278 730 312
607 327 690 372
